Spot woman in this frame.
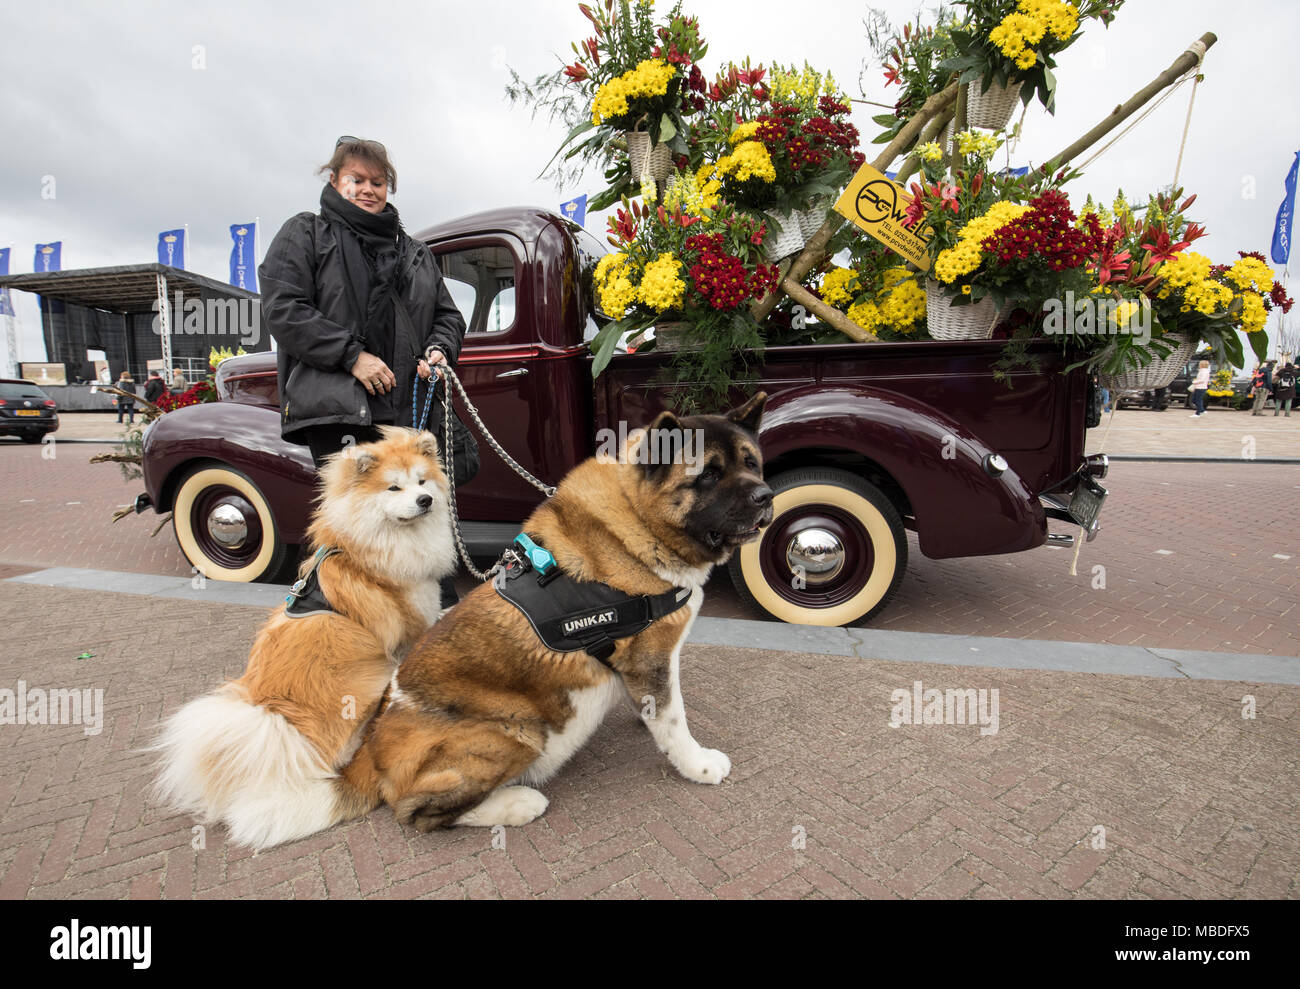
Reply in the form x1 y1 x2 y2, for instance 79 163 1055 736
259 136 472 599
1189 359 1210 418
116 371 137 425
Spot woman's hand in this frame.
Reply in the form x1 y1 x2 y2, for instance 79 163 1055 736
351 351 396 395
419 348 447 381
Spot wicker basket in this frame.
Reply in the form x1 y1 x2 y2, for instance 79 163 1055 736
796 202 831 241
653 321 694 351
764 209 806 261
925 280 999 340
626 130 673 182
965 78 1022 130
1098 333 1197 391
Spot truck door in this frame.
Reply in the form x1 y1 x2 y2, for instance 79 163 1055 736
432 235 588 521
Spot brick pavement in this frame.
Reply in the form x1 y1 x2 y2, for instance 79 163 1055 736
0 581 1296 899
2 443 1297 657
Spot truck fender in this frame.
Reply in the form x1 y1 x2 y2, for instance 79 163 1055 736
142 401 316 544
758 384 1046 559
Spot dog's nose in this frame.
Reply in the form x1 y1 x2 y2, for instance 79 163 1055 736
750 485 773 508
417 493 433 510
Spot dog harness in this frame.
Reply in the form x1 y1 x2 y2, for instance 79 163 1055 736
283 547 342 619
493 534 692 667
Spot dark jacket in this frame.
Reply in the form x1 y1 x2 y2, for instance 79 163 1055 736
117 379 137 405
258 202 467 443
1276 368 1297 402
144 377 166 404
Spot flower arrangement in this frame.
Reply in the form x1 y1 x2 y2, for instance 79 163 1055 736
942 0 1124 114
512 0 708 210
155 380 218 413
588 187 778 407
208 346 247 368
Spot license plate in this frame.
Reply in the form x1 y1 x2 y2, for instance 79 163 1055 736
15 410 41 417
1069 476 1107 530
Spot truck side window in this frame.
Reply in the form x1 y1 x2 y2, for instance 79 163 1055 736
436 244 519 335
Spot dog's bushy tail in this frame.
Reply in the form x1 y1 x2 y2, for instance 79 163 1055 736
149 686 368 850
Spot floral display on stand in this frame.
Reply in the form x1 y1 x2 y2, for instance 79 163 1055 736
942 0 1125 124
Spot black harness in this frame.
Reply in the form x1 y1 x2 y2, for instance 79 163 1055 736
283 547 342 619
492 534 691 667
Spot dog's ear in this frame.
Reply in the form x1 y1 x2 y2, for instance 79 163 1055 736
726 392 767 436
340 443 378 475
639 409 687 480
414 430 440 462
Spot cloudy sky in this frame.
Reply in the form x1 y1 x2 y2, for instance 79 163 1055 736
2 0 1297 364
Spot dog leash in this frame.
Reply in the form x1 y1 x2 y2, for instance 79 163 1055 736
414 366 556 581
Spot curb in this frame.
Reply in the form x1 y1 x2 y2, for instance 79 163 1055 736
6 565 1299 687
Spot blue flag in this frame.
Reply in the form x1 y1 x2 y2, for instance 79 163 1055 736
229 223 257 291
157 229 186 268
34 241 62 272
560 194 588 227
0 248 13 317
1271 151 1299 267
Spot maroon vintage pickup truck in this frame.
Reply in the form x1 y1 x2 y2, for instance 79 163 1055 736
136 206 1108 626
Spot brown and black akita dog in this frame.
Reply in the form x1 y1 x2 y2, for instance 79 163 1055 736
326 393 774 832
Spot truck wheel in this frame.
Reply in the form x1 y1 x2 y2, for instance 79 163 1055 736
171 464 287 583
728 467 907 627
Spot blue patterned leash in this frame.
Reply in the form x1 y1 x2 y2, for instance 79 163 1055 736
411 370 437 431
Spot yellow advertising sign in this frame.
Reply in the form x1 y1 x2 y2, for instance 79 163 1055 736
834 163 932 272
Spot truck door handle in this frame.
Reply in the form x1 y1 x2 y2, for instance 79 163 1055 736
496 368 529 379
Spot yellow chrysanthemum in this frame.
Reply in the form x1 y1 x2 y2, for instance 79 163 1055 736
878 277 927 332
1238 292 1267 335
717 141 776 183
1225 256 1275 294
591 59 677 125
639 253 685 312
846 300 881 334
729 121 761 145
820 267 861 308
594 253 638 316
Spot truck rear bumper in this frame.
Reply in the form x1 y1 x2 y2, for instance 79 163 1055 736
1038 457 1109 543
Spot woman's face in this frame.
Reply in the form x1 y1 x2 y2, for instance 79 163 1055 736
331 156 388 214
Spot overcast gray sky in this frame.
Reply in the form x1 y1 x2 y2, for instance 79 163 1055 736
2 0 1297 363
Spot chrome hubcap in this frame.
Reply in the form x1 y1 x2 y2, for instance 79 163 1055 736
786 528 845 586
207 502 249 550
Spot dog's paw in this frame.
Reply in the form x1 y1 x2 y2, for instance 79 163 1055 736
674 746 731 785
455 785 549 827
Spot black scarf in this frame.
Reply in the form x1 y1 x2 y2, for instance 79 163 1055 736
320 183 405 419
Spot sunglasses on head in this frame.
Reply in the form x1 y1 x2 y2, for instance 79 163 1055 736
336 136 386 152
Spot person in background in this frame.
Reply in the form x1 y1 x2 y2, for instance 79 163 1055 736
1189 360 1210 418
171 368 187 393
1100 384 1111 414
115 371 137 424
1274 363 1296 418
143 371 166 406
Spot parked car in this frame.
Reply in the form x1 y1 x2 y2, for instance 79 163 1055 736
134 208 1108 627
0 379 59 442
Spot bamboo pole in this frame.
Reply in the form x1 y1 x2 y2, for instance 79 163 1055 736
1047 32 1216 169
893 104 957 187
751 80 960 324
781 277 874 343
940 79 969 173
